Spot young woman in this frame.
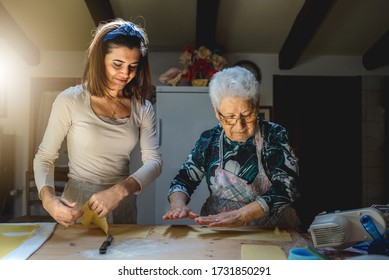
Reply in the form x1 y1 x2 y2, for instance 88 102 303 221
34 18 162 227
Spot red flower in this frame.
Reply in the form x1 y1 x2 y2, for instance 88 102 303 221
183 44 195 54
159 45 228 86
192 58 211 78
181 45 228 81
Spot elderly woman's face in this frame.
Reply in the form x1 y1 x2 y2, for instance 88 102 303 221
215 96 258 142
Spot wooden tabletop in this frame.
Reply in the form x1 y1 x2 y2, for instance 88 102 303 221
29 224 311 260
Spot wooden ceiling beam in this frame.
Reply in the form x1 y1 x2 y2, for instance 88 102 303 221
195 0 220 51
84 0 115 26
362 30 389 70
0 3 40 65
278 0 334 70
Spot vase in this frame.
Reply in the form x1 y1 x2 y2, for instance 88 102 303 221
191 79 209 87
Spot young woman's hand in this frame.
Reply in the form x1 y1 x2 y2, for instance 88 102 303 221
40 186 84 227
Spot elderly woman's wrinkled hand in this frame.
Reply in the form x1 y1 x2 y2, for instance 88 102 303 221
162 204 199 220
194 210 247 227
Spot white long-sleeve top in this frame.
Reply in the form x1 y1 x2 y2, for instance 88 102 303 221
33 85 162 194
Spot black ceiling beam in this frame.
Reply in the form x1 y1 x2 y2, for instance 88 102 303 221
278 0 334 70
84 0 115 26
362 30 389 70
195 0 220 50
0 3 40 65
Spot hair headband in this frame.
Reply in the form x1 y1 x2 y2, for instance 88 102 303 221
103 22 148 56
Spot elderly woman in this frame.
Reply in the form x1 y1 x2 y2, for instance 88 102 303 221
162 66 300 228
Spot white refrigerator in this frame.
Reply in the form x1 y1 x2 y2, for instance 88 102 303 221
154 86 219 224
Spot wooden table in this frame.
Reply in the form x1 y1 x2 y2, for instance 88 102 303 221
29 224 311 260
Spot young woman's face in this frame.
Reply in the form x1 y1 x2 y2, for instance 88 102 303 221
104 46 141 91
215 96 258 142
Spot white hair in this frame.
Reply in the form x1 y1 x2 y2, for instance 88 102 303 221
208 66 260 109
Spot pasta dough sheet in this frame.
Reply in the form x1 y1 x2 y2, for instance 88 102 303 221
80 203 108 235
154 225 291 241
0 233 35 259
111 225 153 239
1 223 56 260
241 244 287 260
0 224 39 234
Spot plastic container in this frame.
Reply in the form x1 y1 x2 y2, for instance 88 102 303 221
288 248 321 260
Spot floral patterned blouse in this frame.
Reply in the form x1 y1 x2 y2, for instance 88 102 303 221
167 119 300 218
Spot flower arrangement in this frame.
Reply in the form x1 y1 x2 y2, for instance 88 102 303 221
159 45 228 86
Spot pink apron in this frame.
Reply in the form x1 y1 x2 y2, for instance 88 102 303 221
200 129 298 226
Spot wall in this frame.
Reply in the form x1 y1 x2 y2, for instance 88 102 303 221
362 76 386 206
0 42 388 221
0 127 15 220
0 45 86 216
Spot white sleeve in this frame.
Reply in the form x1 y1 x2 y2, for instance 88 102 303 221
33 91 73 195
130 101 162 191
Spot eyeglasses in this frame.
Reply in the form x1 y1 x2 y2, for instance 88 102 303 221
217 110 258 125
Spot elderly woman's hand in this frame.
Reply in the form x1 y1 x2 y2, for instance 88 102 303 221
194 202 265 227
194 210 247 227
163 204 199 220
162 192 199 220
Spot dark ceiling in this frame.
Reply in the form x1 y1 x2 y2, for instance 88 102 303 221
1 0 388 70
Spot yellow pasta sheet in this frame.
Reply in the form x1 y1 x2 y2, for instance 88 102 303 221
154 225 291 241
0 233 35 259
0 223 55 260
111 225 153 239
241 244 287 260
80 203 108 235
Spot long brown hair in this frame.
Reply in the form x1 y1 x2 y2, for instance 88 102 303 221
82 18 151 104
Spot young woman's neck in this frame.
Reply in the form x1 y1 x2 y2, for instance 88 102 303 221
106 89 122 99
